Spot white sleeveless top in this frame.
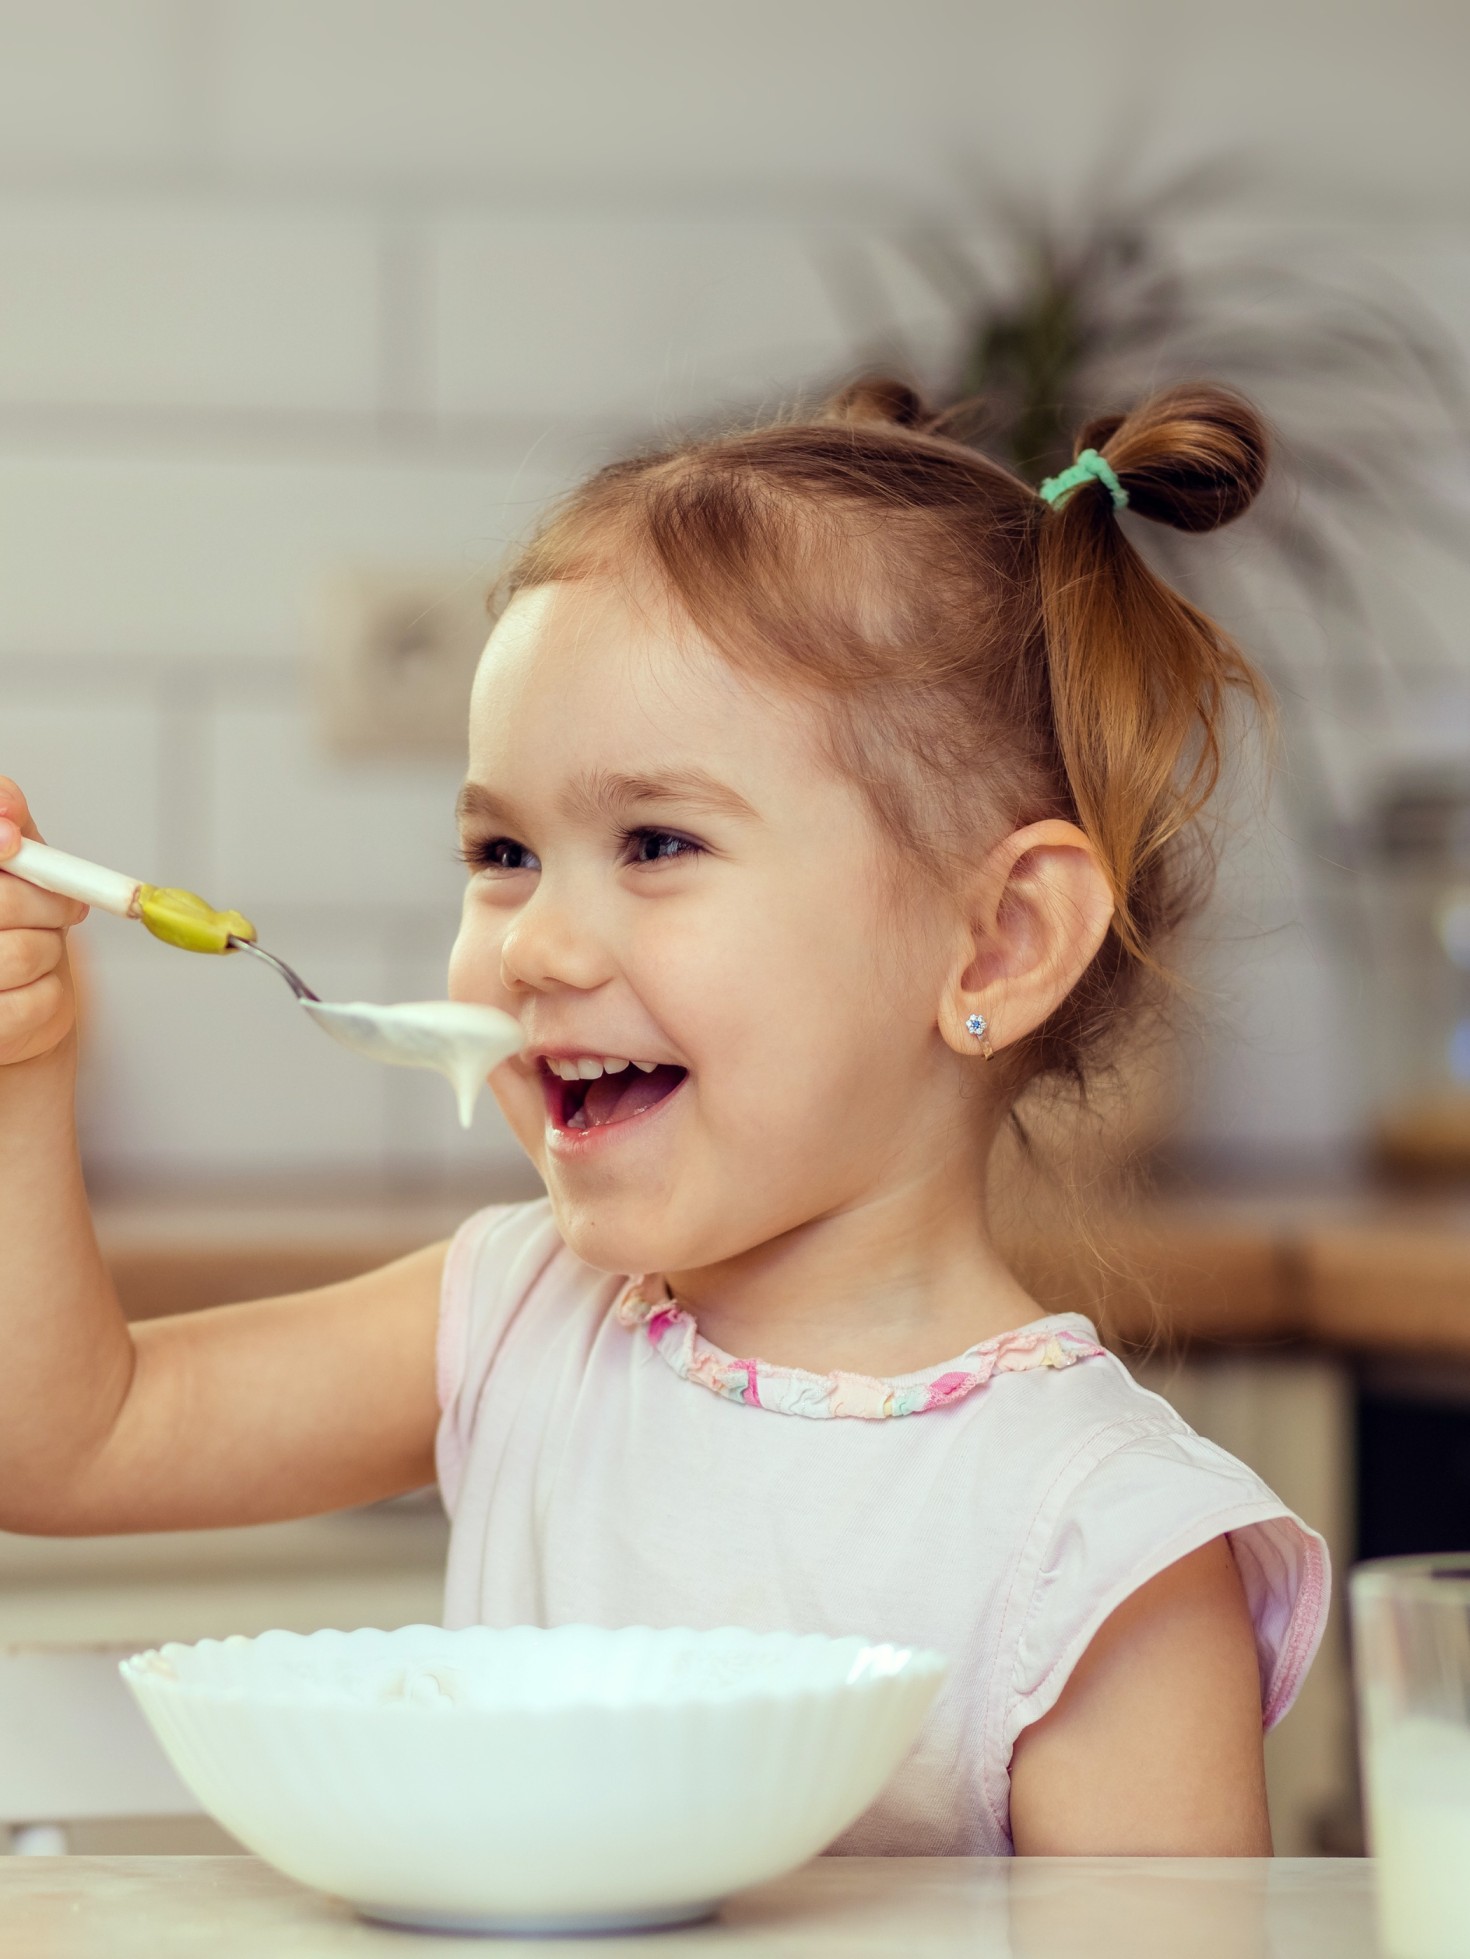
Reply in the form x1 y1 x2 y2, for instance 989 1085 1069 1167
435 1200 1329 1856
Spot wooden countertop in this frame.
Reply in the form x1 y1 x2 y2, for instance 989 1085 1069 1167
92 1176 1470 1358
0 1855 1380 1956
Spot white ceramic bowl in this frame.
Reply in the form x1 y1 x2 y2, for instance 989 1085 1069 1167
121 1623 946 1934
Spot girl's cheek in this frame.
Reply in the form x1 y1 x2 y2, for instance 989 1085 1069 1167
447 905 503 1007
490 1070 545 1157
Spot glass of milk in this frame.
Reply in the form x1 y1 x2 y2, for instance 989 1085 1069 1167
1354 1556 1470 1959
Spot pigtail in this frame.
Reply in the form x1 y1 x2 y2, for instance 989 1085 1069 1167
1036 386 1274 970
824 376 932 430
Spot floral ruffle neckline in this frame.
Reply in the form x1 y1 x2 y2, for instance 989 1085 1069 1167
614 1277 1105 1422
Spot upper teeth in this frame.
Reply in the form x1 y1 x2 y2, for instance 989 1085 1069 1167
545 1056 658 1081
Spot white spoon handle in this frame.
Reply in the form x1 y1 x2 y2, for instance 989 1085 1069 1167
2 836 142 917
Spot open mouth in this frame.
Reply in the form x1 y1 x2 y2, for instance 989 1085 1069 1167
541 1059 688 1134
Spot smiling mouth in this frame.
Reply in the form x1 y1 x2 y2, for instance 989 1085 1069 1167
543 1063 688 1133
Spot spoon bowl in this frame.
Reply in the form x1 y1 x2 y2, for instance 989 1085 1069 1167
300 998 524 1127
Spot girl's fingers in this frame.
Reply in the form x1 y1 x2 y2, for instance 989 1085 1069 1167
0 969 66 1055
0 786 89 928
0 787 80 1065
0 928 66 991
0 870 89 931
0 778 45 845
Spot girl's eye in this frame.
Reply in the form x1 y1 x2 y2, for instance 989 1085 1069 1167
625 828 703 865
457 836 539 873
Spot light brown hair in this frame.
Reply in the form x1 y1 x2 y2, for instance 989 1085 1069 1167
504 378 1272 1108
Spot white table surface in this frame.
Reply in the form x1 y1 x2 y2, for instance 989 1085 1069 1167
0 1855 1381 1956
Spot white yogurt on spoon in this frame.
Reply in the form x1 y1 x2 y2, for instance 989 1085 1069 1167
300 999 525 1128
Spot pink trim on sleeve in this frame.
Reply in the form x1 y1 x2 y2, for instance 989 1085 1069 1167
1245 1513 1332 1730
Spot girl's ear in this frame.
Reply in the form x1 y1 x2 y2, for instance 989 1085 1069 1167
938 819 1116 1057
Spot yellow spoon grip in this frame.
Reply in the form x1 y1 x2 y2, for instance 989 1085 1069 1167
137 885 257 955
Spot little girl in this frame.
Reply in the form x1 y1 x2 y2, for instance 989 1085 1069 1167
0 378 1327 1858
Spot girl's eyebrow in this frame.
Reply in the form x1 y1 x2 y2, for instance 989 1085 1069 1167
455 780 517 828
566 767 760 825
455 767 759 829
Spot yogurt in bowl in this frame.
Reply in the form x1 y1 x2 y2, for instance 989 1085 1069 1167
121 1622 946 1934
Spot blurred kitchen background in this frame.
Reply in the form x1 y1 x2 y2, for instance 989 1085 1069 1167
4 0 1470 1862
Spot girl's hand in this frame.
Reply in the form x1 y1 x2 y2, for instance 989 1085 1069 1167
0 777 89 1067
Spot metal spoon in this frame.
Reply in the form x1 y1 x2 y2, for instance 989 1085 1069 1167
2 836 524 1127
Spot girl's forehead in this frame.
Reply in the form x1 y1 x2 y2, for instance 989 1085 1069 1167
462 580 921 913
460 580 896 858
469 581 807 767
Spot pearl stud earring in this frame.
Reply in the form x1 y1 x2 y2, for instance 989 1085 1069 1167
965 1012 994 1060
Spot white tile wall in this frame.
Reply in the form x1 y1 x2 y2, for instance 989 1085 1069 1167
207 0 952 200
0 454 564 663
0 1 187 170
76 923 395 1179
0 698 163 872
202 0 1470 218
207 701 466 912
0 197 383 414
429 217 855 423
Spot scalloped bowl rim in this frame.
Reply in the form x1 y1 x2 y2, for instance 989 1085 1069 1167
120 1623 950 1718
119 1623 952 1933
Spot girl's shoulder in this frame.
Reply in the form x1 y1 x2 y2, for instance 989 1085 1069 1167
987 1345 1330 1777
439 1195 565 1309
436 1198 617 1515
436 1197 595 1393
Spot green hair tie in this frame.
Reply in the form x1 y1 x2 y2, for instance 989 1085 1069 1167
1038 448 1128 512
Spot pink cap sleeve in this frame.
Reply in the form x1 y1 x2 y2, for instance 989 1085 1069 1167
435 1199 559 1516
999 1421 1330 1796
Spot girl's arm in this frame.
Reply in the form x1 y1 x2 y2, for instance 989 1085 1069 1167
46 1246 446 1535
1007 1536 1273 1855
0 780 443 1536
1 1027 445 1537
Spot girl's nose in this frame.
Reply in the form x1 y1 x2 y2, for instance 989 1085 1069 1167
498 888 612 996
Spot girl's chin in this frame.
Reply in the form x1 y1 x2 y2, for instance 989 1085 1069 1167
544 1194 704 1280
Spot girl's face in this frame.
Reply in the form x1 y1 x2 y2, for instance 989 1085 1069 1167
449 578 975 1277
